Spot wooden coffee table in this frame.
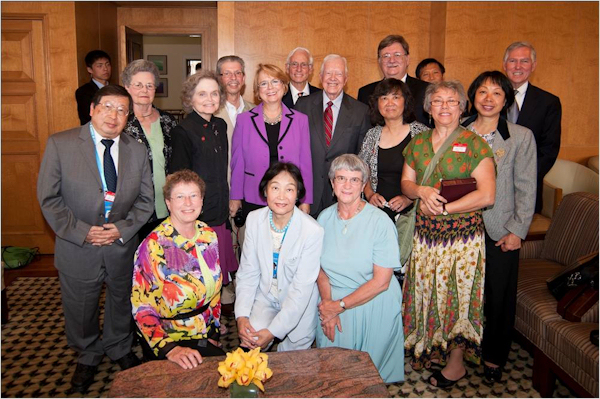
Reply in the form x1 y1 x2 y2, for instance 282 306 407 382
109 347 390 397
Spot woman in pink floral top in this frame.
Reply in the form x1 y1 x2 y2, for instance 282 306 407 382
132 170 224 370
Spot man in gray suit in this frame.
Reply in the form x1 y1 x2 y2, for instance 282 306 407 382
37 85 154 392
296 54 371 218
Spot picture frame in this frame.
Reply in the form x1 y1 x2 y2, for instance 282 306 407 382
186 59 202 76
155 78 168 97
148 55 168 75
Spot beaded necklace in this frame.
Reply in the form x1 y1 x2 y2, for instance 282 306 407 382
269 209 292 233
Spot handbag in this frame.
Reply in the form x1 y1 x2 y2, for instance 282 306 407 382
547 252 598 301
1 246 40 269
440 178 477 202
396 127 466 265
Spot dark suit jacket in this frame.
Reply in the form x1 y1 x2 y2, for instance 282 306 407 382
282 83 321 109
513 84 562 213
295 92 370 217
357 75 431 127
75 80 100 125
230 103 313 205
37 124 154 279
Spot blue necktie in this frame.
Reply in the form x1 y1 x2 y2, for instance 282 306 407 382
101 139 117 192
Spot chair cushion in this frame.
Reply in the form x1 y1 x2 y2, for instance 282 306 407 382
515 259 564 348
545 320 599 396
541 192 599 266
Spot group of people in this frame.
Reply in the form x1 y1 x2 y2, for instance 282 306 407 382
39 34 560 392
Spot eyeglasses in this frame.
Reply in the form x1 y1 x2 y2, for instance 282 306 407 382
430 99 460 108
97 102 129 117
380 52 407 60
170 193 202 204
130 82 156 91
258 79 283 89
220 71 244 78
334 176 363 185
288 62 310 69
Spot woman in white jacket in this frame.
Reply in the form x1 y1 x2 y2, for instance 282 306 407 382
235 162 324 351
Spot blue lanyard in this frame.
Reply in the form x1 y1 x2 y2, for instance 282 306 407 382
89 125 114 221
272 227 289 279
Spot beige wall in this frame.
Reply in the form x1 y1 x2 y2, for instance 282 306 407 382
218 1 599 164
143 36 202 110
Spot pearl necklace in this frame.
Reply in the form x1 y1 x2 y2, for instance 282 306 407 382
269 210 292 233
337 201 364 235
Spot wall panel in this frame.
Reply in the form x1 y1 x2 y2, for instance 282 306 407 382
218 1 598 163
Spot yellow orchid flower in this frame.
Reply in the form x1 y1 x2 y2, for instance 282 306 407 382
235 365 256 386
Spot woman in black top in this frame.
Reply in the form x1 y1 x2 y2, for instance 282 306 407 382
358 79 428 220
170 70 238 285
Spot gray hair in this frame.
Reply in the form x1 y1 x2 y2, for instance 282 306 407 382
423 80 468 114
285 47 314 66
503 41 537 63
328 154 369 183
216 55 246 75
180 70 225 114
320 54 348 75
121 59 160 87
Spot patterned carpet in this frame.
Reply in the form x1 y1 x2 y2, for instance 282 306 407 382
1 277 577 398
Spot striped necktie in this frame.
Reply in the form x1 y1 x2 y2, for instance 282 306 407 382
324 101 333 147
101 139 117 192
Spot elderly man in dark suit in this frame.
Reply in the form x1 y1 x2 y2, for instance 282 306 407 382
503 41 562 213
358 35 430 126
296 54 370 218
38 85 154 392
75 50 112 125
282 47 321 109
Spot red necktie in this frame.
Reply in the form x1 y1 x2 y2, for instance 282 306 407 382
324 101 333 147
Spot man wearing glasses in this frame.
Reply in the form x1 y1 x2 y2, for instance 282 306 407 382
37 85 154 393
282 47 321 109
358 35 430 126
215 55 256 177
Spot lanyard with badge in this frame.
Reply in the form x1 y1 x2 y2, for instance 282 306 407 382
90 125 115 222
272 227 289 279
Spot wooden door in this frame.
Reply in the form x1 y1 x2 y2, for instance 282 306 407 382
2 18 55 253
125 26 143 64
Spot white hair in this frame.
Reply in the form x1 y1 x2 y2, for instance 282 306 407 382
320 54 348 75
503 41 537 63
285 47 314 66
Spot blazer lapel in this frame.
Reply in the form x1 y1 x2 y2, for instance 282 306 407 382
258 209 274 287
279 104 294 143
311 94 327 151
249 103 269 145
116 133 132 194
517 85 537 125
78 124 102 187
329 93 350 149
278 208 299 268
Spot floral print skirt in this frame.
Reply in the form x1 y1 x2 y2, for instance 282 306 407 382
402 211 485 370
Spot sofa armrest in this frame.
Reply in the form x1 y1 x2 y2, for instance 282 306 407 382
520 240 544 259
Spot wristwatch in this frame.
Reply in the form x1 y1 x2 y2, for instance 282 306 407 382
339 299 346 311
442 203 449 216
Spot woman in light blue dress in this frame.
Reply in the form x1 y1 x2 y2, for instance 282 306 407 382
315 154 404 383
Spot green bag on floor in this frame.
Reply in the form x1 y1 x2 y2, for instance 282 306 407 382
1 246 39 269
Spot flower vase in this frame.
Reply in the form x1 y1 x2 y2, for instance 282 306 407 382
229 382 259 398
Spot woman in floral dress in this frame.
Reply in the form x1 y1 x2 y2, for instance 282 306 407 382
400 81 496 388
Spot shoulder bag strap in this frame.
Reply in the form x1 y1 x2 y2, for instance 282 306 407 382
419 126 465 185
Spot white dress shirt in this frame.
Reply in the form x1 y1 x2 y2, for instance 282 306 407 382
92 78 106 89
514 81 529 110
322 91 344 136
225 97 247 129
91 124 120 177
289 83 310 105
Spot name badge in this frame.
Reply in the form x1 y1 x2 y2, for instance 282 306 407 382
104 191 116 202
104 191 115 220
452 143 467 153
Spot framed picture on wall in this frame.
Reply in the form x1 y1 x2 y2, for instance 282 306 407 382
155 78 168 97
148 55 168 75
186 59 202 76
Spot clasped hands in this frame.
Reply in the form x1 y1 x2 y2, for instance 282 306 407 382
419 186 447 216
85 223 121 246
369 194 412 213
236 317 274 350
317 299 343 343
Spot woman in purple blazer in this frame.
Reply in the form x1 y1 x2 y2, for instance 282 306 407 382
229 63 313 223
